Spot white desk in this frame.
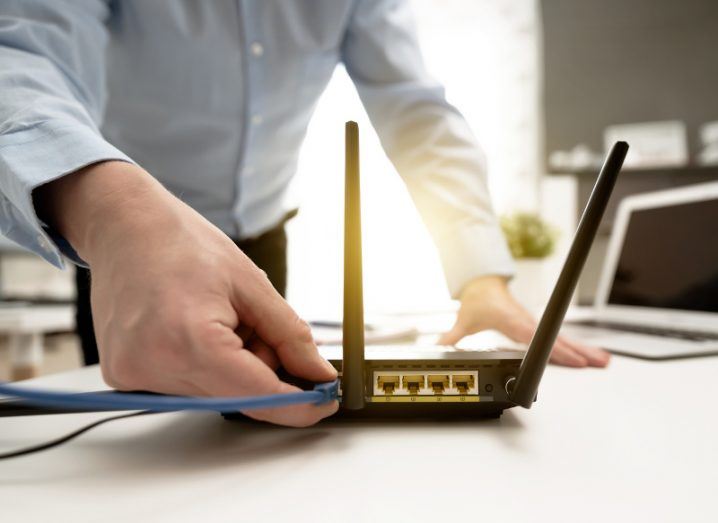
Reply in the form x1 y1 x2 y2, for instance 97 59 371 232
2 356 717 522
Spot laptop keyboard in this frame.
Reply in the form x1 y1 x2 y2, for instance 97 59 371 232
570 320 718 342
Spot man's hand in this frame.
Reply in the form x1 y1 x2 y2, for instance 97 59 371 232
438 276 610 367
35 161 338 426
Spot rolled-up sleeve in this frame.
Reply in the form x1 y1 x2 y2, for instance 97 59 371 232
341 0 515 298
0 0 133 267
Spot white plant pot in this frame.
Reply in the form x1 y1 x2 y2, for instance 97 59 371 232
509 258 554 316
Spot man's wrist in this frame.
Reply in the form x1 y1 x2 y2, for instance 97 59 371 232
34 161 169 263
459 275 510 302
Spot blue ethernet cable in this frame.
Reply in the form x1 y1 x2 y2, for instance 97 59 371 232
0 379 339 413
0 379 340 460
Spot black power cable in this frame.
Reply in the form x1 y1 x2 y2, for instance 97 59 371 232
0 411 153 460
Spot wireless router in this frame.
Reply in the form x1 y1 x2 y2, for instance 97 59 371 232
0 122 627 423
304 121 627 418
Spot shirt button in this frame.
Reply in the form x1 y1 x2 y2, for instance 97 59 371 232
251 114 263 126
37 234 52 252
250 42 264 57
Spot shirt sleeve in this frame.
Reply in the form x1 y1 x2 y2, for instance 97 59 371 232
341 0 515 298
0 0 134 268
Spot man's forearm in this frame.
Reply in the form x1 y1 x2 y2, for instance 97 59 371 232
33 161 169 263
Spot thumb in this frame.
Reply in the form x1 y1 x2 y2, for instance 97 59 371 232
232 268 337 383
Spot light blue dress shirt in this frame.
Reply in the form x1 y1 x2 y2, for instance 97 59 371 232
0 0 514 297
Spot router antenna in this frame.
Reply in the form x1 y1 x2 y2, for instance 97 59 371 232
507 142 629 408
342 121 366 410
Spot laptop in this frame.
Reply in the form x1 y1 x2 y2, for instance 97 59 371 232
563 182 718 360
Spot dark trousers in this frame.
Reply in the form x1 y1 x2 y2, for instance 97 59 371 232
75 225 288 366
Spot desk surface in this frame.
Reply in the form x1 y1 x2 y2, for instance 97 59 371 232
2 355 717 522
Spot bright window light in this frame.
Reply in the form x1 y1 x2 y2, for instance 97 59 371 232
287 0 540 319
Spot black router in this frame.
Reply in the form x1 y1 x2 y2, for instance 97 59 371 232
0 122 627 421
318 121 627 418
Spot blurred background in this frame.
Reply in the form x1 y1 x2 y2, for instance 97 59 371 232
2 0 717 379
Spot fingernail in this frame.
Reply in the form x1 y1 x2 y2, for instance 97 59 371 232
321 358 338 377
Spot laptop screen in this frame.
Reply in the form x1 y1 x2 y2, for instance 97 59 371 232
607 198 718 313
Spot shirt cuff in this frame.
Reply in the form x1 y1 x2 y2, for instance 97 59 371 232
0 121 135 268
436 221 516 299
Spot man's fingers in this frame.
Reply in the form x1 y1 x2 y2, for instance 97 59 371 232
235 325 281 370
232 271 337 383
244 381 339 428
192 324 337 427
438 321 466 346
558 335 611 367
551 350 588 367
247 338 281 370
550 341 589 367
209 350 337 427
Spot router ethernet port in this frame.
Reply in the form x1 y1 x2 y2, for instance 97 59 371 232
377 375 400 395
452 374 476 394
402 375 425 395
427 375 450 395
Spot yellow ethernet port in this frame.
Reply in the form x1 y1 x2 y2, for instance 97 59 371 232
427 375 450 395
452 374 476 394
377 375 400 395
402 375 425 395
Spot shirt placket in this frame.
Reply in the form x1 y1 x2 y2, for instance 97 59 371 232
233 0 267 238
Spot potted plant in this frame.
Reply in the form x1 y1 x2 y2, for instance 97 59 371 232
500 212 559 314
